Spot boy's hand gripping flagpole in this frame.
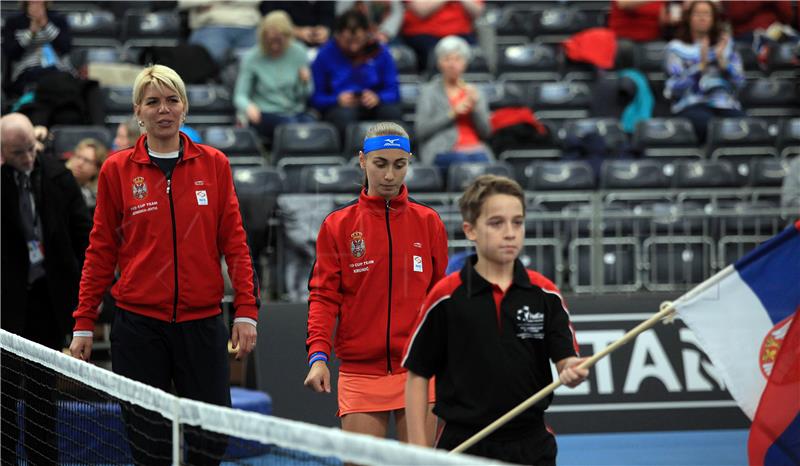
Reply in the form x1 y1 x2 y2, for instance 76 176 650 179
451 265 736 454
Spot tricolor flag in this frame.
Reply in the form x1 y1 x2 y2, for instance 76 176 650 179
675 220 800 466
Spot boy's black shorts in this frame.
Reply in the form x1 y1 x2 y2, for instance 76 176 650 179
436 421 557 466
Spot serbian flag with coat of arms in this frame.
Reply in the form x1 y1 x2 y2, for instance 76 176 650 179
675 220 800 466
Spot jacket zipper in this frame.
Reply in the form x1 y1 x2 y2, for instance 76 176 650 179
167 177 179 322
384 199 393 374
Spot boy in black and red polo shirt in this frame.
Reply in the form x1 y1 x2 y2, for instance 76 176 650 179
403 174 589 465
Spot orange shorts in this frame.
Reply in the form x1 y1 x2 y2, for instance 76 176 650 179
337 370 436 417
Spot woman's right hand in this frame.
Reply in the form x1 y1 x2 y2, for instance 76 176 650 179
69 335 93 361
246 104 261 124
303 360 331 393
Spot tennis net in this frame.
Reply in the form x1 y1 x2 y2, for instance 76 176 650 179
0 330 503 465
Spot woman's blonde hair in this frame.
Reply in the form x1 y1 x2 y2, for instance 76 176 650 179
363 121 408 141
258 10 295 55
132 64 189 114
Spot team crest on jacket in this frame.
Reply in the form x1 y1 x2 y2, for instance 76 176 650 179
132 176 148 200
350 231 365 258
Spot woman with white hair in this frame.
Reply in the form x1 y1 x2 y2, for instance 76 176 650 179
414 35 492 174
234 10 315 140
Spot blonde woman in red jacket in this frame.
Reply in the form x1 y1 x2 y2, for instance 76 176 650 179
69 64 259 466
304 121 448 444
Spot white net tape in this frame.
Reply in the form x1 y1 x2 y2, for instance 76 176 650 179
1 330 506 465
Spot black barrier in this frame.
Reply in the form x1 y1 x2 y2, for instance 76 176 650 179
255 293 749 433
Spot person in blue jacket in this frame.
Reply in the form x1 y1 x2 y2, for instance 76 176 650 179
310 9 402 137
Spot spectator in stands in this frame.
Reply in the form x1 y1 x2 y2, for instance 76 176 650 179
113 117 141 151
234 10 315 141
179 0 260 65
304 121 448 446
608 0 678 42
782 156 800 212
400 0 484 70
69 64 260 466
664 0 746 143
1 0 72 97
310 9 402 137
65 138 109 208
415 35 492 174
1 113 91 466
261 1 336 47
722 1 797 43
337 0 405 44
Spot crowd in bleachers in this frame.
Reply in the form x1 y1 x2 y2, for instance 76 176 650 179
1 0 798 298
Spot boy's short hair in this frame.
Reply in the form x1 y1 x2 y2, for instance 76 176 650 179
459 175 526 224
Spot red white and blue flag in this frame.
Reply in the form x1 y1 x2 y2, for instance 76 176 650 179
675 220 800 466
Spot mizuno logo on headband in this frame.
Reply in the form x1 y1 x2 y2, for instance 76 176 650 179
363 135 411 154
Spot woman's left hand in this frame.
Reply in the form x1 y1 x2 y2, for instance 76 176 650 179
231 322 258 360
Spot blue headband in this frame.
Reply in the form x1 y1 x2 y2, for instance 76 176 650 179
363 135 411 154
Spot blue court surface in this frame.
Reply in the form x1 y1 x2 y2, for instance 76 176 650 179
557 429 748 466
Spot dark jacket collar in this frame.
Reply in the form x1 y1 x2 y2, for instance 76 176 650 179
358 184 409 216
460 255 533 297
129 132 202 164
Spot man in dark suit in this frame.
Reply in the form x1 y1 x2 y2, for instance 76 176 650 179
1 112 91 465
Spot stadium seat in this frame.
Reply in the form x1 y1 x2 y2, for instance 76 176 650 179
447 162 513 192
66 10 119 47
767 42 799 77
633 41 668 82
495 5 538 43
529 82 592 120
121 11 181 48
499 148 561 185
233 166 285 283
600 159 672 189
389 44 418 80
633 118 702 159
299 165 363 194
777 118 800 158
184 85 236 125
404 164 443 192
740 78 799 119
525 160 595 191
734 43 763 78
70 47 123 68
560 118 627 154
673 160 745 188
277 156 347 193
101 86 135 125
496 43 560 81
202 126 264 165
399 82 420 122
51 125 113 159
707 117 776 159
530 7 596 43
644 236 714 291
272 122 341 162
750 158 788 187
519 241 560 287
570 239 640 292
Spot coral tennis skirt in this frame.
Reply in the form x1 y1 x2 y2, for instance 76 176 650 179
337 370 436 417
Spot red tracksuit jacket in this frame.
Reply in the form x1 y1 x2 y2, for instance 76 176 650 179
306 185 448 375
73 133 259 332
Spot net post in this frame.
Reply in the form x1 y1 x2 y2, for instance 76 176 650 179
172 397 181 465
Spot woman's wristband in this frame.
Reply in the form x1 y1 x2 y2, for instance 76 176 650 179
308 352 328 367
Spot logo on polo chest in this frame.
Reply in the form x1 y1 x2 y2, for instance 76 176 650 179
132 176 148 200
350 231 365 258
515 305 544 339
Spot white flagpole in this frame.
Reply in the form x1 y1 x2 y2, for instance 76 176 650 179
451 265 736 454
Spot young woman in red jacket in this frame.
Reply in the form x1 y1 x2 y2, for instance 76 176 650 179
69 64 260 465
304 121 449 444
